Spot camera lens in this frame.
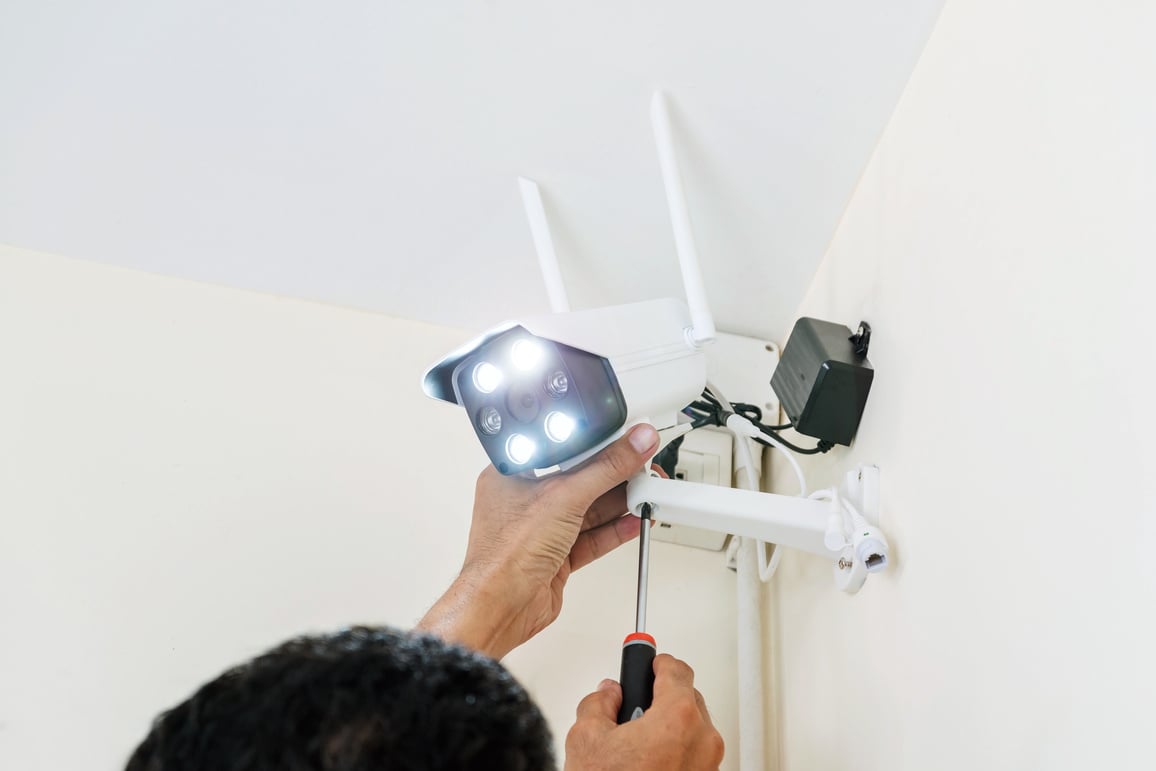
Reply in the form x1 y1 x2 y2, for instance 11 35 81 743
506 385 541 423
478 406 503 435
545 370 569 399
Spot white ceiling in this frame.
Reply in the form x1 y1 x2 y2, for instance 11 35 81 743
0 1 943 340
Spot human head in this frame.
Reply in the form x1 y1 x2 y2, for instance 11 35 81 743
126 626 555 771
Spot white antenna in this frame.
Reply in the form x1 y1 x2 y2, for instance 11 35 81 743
518 176 571 314
650 91 716 347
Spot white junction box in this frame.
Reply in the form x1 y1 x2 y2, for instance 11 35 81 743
652 332 781 551
653 427 733 550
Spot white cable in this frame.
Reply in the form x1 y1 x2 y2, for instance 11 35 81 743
755 534 782 583
706 383 805 586
705 383 758 490
728 416 760 492
840 495 890 573
733 425 782 582
808 488 848 552
730 434 780 579
841 496 867 528
704 380 806 497
753 422 806 498
723 413 806 497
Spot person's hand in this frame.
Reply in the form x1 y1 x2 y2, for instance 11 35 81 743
564 654 725 771
417 423 660 659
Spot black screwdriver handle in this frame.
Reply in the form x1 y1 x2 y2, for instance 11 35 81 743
617 633 657 724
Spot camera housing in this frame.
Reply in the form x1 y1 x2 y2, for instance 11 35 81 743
423 298 706 475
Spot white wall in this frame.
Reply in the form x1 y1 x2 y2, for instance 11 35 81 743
765 1 1156 769
0 245 739 770
12 2 1153 767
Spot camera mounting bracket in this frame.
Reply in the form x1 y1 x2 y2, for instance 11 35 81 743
626 464 887 593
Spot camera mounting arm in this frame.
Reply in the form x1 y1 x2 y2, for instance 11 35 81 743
625 465 890 593
627 474 837 559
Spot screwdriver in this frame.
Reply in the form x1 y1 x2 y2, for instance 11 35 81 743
617 502 656 724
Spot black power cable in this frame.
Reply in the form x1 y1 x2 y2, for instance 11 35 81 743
731 402 792 431
753 434 835 456
683 390 833 456
653 434 685 478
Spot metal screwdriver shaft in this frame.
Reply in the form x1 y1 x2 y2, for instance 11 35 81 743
635 503 652 632
618 503 657 724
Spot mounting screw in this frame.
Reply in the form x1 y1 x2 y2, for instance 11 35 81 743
838 558 854 570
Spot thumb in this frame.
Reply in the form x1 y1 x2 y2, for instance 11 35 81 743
564 424 659 503
574 679 622 725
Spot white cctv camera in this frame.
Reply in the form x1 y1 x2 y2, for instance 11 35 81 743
423 92 717 477
422 89 891 592
422 297 706 475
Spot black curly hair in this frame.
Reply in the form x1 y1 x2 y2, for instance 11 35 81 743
125 626 555 771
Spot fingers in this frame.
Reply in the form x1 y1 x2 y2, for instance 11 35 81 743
651 654 713 725
570 665 724 771
569 514 643 572
566 680 622 764
644 656 724 766
651 654 697 706
574 679 622 725
579 461 667 532
580 482 628 532
693 688 714 726
563 425 659 505
577 459 668 535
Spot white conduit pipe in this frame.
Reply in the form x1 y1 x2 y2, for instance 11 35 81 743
734 451 768 771
710 384 767 771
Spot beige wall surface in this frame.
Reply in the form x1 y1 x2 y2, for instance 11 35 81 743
7 2 1156 768
0 246 739 770
765 1 1156 769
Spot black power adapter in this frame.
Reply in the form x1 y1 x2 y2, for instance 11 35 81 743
770 318 874 447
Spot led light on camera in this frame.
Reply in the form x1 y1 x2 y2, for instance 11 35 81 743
472 362 503 394
544 412 576 443
506 433 537 465
510 339 545 372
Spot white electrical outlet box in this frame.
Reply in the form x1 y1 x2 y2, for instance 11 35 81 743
652 332 781 551
652 427 732 550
